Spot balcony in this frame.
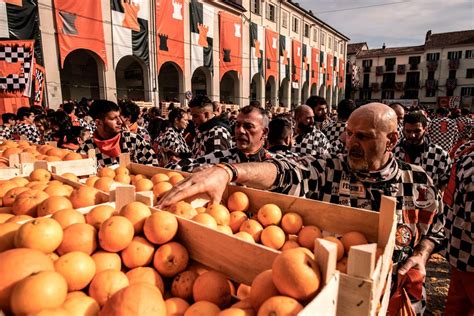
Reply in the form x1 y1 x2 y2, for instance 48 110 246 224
405 81 420 89
427 61 438 71
385 64 395 72
449 59 460 70
375 66 384 76
363 66 371 72
371 82 380 92
409 63 419 70
425 79 438 90
395 82 404 91
382 81 395 89
446 78 457 90
397 65 406 75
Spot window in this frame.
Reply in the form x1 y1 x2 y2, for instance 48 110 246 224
427 71 435 80
466 50 474 59
404 90 419 99
266 3 276 22
313 28 318 42
282 11 288 28
251 0 260 15
363 73 370 88
405 72 420 89
449 70 456 79
408 56 421 65
447 51 462 60
340 43 344 54
320 32 325 46
303 24 309 38
426 52 440 61
360 89 372 100
382 90 395 99
467 69 474 78
362 59 372 72
328 37 332 50
385 58 396 71
426 89 436 98
461 87 474 96
292 16 299 33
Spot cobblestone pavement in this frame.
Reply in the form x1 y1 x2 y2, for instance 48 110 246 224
425 253 450 316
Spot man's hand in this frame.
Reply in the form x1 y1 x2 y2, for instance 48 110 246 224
157 166 229 209
398 253 427 278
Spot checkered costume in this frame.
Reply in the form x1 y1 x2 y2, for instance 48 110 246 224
322 120 346 145
77 131 158 168
268 145 303 160
443 141 474 272
455 116 474 142
11 123 42 144
315 118 333 131
0 44 33 92
78 118 96 133
428 117 458 152
393 139 452 190
292 126 331 157
155 127 191 158
192 118 233 158
0 126 12 140
268 154 444 315
166 147 274 172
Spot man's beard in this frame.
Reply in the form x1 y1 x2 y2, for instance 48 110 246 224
298 123 313 134
348 148 370 172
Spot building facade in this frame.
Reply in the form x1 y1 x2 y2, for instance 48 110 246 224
346 30 474 110
32 0 348 109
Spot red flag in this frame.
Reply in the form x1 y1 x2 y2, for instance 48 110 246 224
311 47 319 87
265 29 278 82
219 11 242 80
327 54 333 87
292 40 301 84
3 0 22 6
54 0 107 68
339 58 345 88
0 40 34 98
156 0 185 72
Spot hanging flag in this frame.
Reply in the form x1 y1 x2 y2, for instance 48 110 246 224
302 44 311 85
54 0 107 68
250 22 264 80
279 34 290 85
291 40 301 88
111 0 150 67
319 51 325 89
219 11 241 80
0 40 34 98
326 53 333 87
190 0 214 76
33 62 45 106
156 0 185 73
311 47 319 87
0 0 43 65
265 29 278 82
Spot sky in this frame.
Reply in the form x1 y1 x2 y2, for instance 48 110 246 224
298 0 474 48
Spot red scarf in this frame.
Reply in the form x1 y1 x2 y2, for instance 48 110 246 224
129 122 138 133
93 132 122 158
388 269 423 316
69 114 80 126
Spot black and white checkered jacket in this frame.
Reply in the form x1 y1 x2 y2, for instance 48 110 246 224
393 139 452 190
155 127 190 158
11 123 42 144
322 120 346 145
292 126 331 157
268 154 444 266
428 117 458 152
455 116 474 142
268 145 303 160
0 125 12 140
77 131 158 168
191 117 233 158
443 141 474 272
166 146 274 172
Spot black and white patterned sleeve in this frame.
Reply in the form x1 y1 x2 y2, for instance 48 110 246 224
205 126 233 154
134 134 159 166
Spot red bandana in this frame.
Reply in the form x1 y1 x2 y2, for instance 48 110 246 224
93 132 121 158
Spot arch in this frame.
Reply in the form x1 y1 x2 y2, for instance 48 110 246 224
291 84 299 109
310 83 317 96
250 73 263 104
158 61 183 103
338 88 344 103
279 77 290 107
265 76 277 108
220 70 239 104
60 49 105 100
301 81 309 103
191 66 212 98
115 55 149 101
318 85 325 97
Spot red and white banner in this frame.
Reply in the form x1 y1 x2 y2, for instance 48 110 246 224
311 47 319 87
219 11 242 80
33 63 45 106
338 58 345 89
265 29 278 82
326 54 333 87
0 39 34 98
292 40 301 85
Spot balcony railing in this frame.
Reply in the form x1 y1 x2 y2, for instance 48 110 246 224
371 82 380 92
375 66 384 76
409 63 419 70
395 82 404 91
405 81 420 89
397 65 406 75
363 66 371 72
385 64 395 72
449 59 460 70
382 81 395 89
427 61 438 71
446 78 457 90
425 79 438 90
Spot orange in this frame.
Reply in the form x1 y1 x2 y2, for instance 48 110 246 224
51 209 85 229
2 187 29 207
98 216 134 252
281 212 303 234
169 174 185 185
234 231 255 243
193 271 232 309
44 184 73 197
153 181 173 197
69 186 104 209
46 148 67 158
226 191 250 212
14 217 63 253
88 270 129 306
62 152 83 161
218 307 250 316
239 219 263 242
257 204 282 227
62 294 100 316
192 213 218 229
65 291 86 300
97 167 115 178
85 204 117 230
2 147 22 158
153 241 189 278
143 211 178 245
236 284 252 300
169 201 197 219
0 214 14 223
37 196 73 217
0 222 20 252
57 223 97 255
257 296 303 316
45 155 62 162
121 236 155 269
114 166 130 176
9 177 29 187
324 236 345 261
5 214 33 223
336 257 348 273
281 240 300 251
185 301 220 316
229 211 248 233
126 267 165 294
12 189 49 216
171 270 199 301
340 231 368 254
135 178 154 192
131 174 146 184
261 225 286 250
10 271 68 315
0 182 19 199
249 269 280 310
91 251 122 273
27 181 49 191
165 297 189 316
85 176 100 187
216 225 233 235
54 251 96 291
297 225 323 250
119 201 152 234
60 173 79 182
272 247 321 301
151 173 169 184
114 174 131 184
94 177 114 193
29 168 52 182
206 204 230 225
196 206 206 213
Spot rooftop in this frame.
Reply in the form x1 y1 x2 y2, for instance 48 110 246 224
358 45 425 58
347 42 368 55
425 29 474 49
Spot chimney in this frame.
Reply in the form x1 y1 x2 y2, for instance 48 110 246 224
382 43 386 49
425 30 432 42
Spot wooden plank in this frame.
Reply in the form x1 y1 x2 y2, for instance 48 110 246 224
378 196 396 247
377 266 393 316
0 167 21 179
347 243 377 279
315 238 338 286
52 174 111 203
136 191 154 207
114 185 136 212
50 158 97 176
300 272 339 316
338 274 374 316
119 153 131 168
128 163 190 178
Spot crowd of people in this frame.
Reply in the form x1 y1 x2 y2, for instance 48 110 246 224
0 96 473 315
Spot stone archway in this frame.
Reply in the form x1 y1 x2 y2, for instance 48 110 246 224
250 73 263 103
158 62 183 102
279 78 290 107
310 83 317 96
191 66 212 98
265 76 277 108
220 71 239 104
60 49 105 100
115 56 149 101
